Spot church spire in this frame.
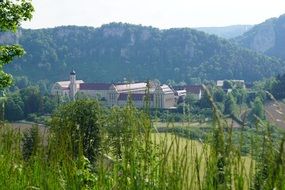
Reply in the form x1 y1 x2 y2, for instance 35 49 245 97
69 69 77 100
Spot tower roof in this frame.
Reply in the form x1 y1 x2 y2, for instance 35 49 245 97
70 70 76 75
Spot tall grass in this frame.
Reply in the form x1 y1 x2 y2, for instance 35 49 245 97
0 98 284 189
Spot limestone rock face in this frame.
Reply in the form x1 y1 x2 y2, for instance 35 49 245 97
234 14 285 59
251 21 275 53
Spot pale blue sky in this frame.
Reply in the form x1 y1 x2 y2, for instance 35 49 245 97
22 0 285 29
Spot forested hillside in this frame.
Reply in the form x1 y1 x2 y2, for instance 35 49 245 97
234 14 285 60
2 23 285 83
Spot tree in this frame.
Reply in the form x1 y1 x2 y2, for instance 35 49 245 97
249 97 265 123
0 0 33 121
20 86 42 116
41 95 56 114
5 93 24 121
199 93 212 109
50 99 102 162
0 0 34 89
271 74 285 100
213 88 225 102
14 76 30 89
232 88 246 105
22 125 40 160
224 93 236 116
185 93 197 105
222 80 232 90
37 80 49 95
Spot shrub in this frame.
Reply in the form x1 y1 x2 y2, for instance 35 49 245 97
50 99 103 162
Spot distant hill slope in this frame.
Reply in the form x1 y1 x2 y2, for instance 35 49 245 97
196 25 253 39
1 23 285 83
234 14 285 60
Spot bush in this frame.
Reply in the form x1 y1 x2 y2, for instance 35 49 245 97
50 99 103 162
22 126 40 160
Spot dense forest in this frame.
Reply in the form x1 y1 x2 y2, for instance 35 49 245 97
1 23 284 84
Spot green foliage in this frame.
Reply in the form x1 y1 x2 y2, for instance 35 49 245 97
20 86 42 116
213 87 225 102
22 125 40 160
2 23 284 83
50 99 102 162
0 0 34 32
250 122 285 189
232 87 246 105
0 0 34 89
224 93 237 115
4 84 57 122
13 75 30 89
222 80 233 89
271 73 285 100
5 94 24 121
248 97 265 124
185 93 197 105
0 45 24 88
106 106 147 159
0 99 285 189
253 77 277 92
253 97 265 119
199 93 212 109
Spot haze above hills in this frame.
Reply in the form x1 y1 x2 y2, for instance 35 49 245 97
195 25 253 39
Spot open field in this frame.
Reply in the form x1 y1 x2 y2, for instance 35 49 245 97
265 101 285 128
153 121 211 129
153 119 243 131
152 132 254 189
152 132 204 156
8 122 47 133
2 123 49 145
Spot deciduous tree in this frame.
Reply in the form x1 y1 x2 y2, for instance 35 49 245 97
50 99 102 162
224 93 236 115
0 0 34 89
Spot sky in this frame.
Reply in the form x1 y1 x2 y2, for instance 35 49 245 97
22 0 285 29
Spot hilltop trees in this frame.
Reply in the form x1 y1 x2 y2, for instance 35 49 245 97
2 23 284 83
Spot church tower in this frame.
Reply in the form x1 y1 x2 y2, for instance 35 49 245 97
69 69 77 100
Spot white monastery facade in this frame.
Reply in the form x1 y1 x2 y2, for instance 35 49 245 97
51 71 177 109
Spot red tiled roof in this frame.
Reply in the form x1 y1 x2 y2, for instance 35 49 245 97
118 93 154 101
173 85 202 94
79 83 112 90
